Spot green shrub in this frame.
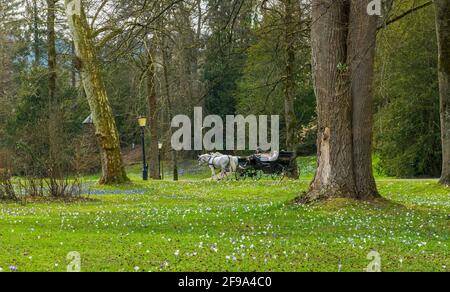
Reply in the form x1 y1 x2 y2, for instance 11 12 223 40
374 4 441 178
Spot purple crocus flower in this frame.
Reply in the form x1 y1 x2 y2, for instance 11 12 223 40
9 266 17 272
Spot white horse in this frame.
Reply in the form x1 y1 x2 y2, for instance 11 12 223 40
198 153 239 180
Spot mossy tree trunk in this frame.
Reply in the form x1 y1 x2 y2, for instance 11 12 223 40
64 0 128 184
435 0 450 186
304 0 379 203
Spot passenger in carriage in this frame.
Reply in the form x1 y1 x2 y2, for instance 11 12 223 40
254 148 279 162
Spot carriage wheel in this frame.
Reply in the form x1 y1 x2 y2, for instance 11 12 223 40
270 164 284 180
270 167 282 180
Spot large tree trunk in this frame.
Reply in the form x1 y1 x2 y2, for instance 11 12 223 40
307 0 356 201
283 0 299 179
348 0 379 198
64 0 129 184
147 41 160 180
435 0 450 186
303 0 379 202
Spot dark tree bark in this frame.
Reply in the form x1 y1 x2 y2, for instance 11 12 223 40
307 0 356 201
348 0 379 198
435 0 450 186
283 0 299 179
32 0 40 67
303 0 379 202
64 0 129 184
162 36 178 181
147 40 160 180
46 0 61 177
47 0 57 104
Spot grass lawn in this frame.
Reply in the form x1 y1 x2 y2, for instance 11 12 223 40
0 158 449 272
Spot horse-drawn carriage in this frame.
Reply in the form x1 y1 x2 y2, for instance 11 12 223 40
235 151 295 181
198 151 295 181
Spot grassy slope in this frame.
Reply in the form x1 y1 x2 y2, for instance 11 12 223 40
0 158 449 272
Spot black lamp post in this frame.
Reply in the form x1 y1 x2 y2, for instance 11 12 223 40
158 142 163 180
138 117 148 181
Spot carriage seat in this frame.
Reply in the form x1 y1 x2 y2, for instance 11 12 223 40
258 151 279 162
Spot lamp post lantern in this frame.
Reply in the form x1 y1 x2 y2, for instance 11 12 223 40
138 117 148 181
158 142 163 180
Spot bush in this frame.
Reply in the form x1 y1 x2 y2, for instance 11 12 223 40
374 5 441 178
14 176 82 200
374 96 441 178
0 170 18 201
46 176 82 198
372 154 387 178
1 170 83 201
18 177 46 198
